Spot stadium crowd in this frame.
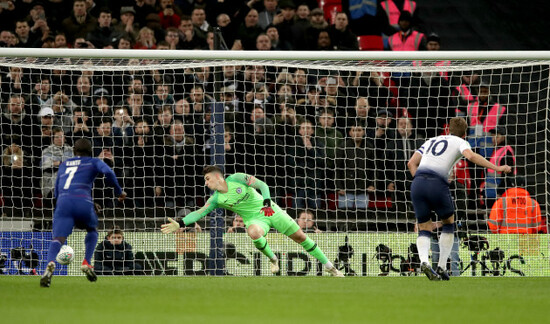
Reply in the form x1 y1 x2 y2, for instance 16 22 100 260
0 0 518 228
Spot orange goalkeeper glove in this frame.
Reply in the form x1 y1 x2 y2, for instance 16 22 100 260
261 199 275 217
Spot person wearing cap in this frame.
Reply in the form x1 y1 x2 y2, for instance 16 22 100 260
62 0 97 44
481 126 516 207
305 7 328 50
380 0 419 33
387 10 426 51
113 6 139 43
328 12 359 50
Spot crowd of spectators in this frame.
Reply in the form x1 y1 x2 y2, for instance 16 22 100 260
0 1 517 226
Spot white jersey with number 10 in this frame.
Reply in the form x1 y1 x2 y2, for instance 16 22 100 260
416 135 472 180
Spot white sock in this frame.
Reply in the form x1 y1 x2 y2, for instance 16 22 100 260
323 261 334 270
437 233 454 269
417 235 431 265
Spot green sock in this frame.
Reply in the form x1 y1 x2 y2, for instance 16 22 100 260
253 237 275 260
300 237 329 264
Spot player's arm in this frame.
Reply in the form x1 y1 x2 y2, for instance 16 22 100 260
230 173 275 216
407 152 423 177
95 159 126 200
161 196 218 234
462 149 512 173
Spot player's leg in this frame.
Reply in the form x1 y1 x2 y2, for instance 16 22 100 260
247 223 279 274
411 178 439 280
286 228 343 277
79 202 99 282
41 202 74 287
435 215 454 280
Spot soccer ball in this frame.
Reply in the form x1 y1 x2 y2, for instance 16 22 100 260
56 245 75 265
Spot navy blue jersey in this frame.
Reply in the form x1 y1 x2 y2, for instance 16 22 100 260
54 157 122 202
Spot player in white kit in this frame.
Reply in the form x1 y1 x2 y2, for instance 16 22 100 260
407 117 512 280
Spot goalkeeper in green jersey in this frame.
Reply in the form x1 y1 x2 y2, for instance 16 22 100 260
161 165 344 277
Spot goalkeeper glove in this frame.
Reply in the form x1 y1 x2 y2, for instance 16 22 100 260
261 199 275 217
161 217 185 234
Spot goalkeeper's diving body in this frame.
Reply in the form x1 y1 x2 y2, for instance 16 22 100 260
407 117 511 281
161 165 344 277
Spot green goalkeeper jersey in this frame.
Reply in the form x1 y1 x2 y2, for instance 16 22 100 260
181 173 280 226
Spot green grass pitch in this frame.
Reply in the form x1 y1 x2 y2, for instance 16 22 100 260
2 276 549 324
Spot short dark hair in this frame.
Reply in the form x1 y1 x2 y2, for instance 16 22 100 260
74 138 93 156
449 117 468 137
107 226 123 238
202 165 223 176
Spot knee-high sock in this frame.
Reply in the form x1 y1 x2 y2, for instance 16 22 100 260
253 236 275 260
84 230 98 264
417 230 431 265
300 237 331 268
438 224 455 269
47 239 63 263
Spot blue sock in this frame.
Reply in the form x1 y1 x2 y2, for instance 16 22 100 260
84 230 98 264
47 240 63 263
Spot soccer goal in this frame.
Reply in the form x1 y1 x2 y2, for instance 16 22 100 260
0 48 548 277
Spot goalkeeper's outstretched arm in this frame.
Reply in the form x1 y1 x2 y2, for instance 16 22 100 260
161 196 218 234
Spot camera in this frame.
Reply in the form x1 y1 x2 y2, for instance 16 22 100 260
76 117 83 124
166 4 173 9
77 42 88 48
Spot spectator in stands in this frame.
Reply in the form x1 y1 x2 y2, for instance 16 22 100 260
131 118 159 208
28 2 52 47
133 26 157 49
272 0 295 50
46 90 77 133
255 33 272 50
152 84 175 112
94 227 141 276
1 143 33 212
336 124 376 209
72 75 93 111
391 116 424 215
321 75 352 130
466 81 506 138
287 119 325 209
66 108 93 145
297 210 323 233
62 0 97 44
124 92 155 125
453 71 480 115
273 103 300 147
135 0 158 27
93 117 115 157
112 106 135 146
227 214 246 233
153 106 174 145
161 120 198 207
144 13 166 43
86 7 124 49
54 33 68 48
0 30 17 47
236 8 262 50
186 85 214 144
482 126 515 208
160 27 178 49
40 127 74 206
304 8 327 50
293 68 309 101
114 6 139 44
117 36 132 49
0 95 34 148
159 0 181 29
315 108 344 195
1 67 31 104
191 8 209 36
32 107 56 156
388 11 426 51
216 13 236 48
289 4 310 50
328 12 358 50
258 0 280 30
14 19 39 48
367 109 396 195
350 96 376 129
316 30 333 51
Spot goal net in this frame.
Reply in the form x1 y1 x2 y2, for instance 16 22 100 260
0 49 548 277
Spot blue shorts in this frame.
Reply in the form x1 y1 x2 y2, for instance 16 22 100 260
411 172 455 223
52 197 97 238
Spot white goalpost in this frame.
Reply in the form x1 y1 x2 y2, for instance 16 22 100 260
0 48 548 277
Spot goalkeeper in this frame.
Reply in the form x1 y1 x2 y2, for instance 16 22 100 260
161 165 344 277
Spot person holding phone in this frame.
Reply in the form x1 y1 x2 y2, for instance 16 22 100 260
66 108 92 145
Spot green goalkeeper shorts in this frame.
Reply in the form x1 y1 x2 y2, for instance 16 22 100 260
245 209 300 237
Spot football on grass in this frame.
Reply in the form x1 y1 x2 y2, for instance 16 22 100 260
56 245 75 265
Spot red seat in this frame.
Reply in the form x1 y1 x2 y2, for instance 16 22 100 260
357 35 384 51
323 4 342 24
